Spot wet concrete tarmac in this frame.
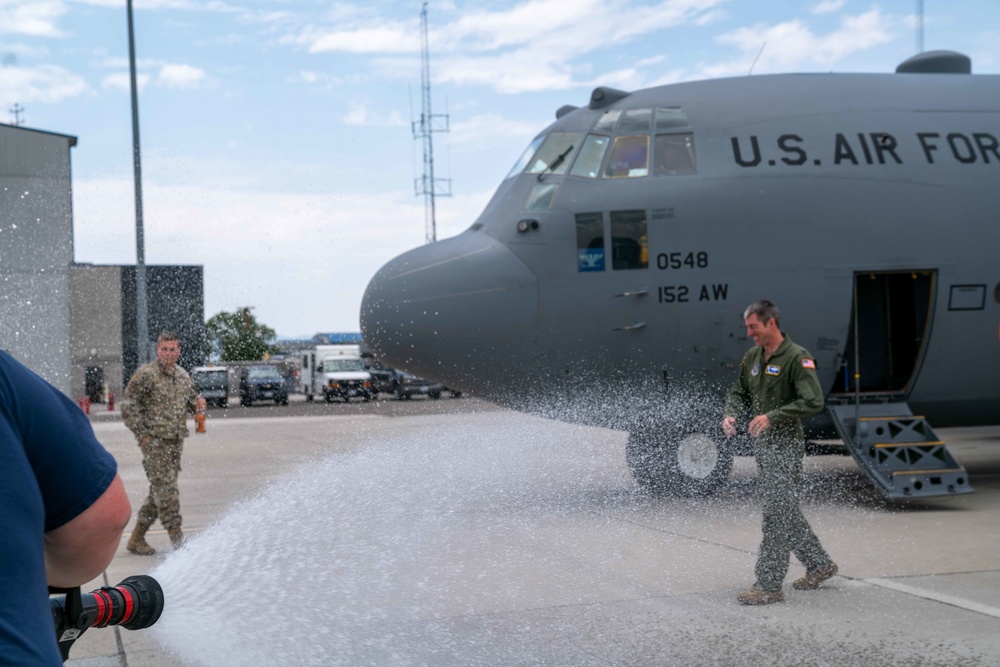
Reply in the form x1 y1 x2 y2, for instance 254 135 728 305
67 398 1000 666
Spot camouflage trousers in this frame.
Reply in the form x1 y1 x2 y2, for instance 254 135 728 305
137 436 184 531
753 440 834 591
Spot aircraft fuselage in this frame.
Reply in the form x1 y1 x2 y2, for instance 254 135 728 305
362 61 1000 433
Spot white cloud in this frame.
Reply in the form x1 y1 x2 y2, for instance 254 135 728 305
708 8 894 77
158 63 207 88
285 0 726 93
287 24 419 55
98 63 204 91
101 71 149 91
72 0 241 11
0 43 48 60
438 0 606 52
695 8 728 26
447 112 541 149
341 100 405 127
295 70 319 84
811 0 846 14
430 51 577 94
636 55 666 68
0 0 66 38
71 174 435 333
0 62 86 103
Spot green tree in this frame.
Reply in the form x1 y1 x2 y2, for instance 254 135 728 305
205 307 281 361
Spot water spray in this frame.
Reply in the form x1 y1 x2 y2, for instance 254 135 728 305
50 574 164 662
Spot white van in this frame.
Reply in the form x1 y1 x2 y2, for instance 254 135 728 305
301 345 373 403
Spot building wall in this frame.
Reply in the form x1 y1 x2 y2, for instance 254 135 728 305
121 265 205 385
0 124 77 392
70 264 206 399
70 265 124 401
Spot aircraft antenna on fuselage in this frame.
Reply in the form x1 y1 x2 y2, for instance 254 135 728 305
748 42 766 76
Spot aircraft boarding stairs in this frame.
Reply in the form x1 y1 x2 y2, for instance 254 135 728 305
826 400 973 499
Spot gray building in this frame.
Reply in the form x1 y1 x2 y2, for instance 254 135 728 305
2 122 205 399
71 264 205 401
0 123 77 393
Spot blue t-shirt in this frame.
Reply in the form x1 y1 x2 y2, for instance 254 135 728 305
0 351 118 665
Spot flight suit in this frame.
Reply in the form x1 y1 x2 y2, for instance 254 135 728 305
724 334 834 591
122 361 198 541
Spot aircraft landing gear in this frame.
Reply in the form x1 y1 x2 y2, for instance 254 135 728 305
626 428 733 497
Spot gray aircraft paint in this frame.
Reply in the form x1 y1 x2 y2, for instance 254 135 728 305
361 51 999 493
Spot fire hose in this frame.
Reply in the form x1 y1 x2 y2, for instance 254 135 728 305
50 575 164 662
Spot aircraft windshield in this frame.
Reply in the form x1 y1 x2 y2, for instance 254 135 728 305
653 133 696 175
570 135 610 178
507 107 694 183
510 133 582 179
506 136 544 179
605 136 649 178
323 358 364 372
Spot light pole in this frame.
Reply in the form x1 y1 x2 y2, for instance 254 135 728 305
127 0 149 365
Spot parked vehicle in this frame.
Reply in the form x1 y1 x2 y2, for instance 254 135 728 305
363 360 397 396
394 371 444 400
301 345 373 403
192 366 230 408
239 365 289 406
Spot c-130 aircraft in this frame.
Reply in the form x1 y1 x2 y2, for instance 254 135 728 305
362 50 999 500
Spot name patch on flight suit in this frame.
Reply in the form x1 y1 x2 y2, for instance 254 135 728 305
765 365 781 376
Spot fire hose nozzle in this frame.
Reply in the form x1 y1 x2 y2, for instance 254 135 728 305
51 574 164 661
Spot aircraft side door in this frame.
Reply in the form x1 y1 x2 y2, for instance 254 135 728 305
535 208 652 375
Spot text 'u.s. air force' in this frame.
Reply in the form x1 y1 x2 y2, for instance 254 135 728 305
731 131 1000 167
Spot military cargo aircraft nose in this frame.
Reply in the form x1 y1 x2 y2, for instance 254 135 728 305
361 231 539 391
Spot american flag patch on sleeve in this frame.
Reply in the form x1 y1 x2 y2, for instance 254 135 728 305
802 358 816 369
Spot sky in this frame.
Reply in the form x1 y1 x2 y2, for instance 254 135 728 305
2 0 999 338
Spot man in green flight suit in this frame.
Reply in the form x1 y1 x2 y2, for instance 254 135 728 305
722 300 838 605
122 332 206 555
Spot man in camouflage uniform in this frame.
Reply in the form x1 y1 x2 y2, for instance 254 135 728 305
722 300 838 605
122 332 205 555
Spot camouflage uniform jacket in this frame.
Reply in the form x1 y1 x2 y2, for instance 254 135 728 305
122 361 198 440
723 334 824 446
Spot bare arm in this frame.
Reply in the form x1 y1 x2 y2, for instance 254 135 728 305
44 474 132 588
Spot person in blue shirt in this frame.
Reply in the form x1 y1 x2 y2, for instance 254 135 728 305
0 350 132 665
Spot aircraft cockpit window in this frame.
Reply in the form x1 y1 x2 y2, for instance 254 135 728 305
655 107 690 130
619 109 651 132
594 110 621 133
604 136 649 178
524 133 581 177
610 210 648 270
653 133 697 176
506 135 545 179
569 135 610 178
575 212 605 272
525 183 558 210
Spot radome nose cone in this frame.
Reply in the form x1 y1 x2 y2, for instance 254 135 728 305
361 231 538 381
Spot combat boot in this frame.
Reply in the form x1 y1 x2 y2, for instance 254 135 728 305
127 518 156 556
793 563 838 590
167 526 185 549
737 587 784 606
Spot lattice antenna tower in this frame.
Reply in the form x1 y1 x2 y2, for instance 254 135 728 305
413 1 451 244
9 103 25 126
